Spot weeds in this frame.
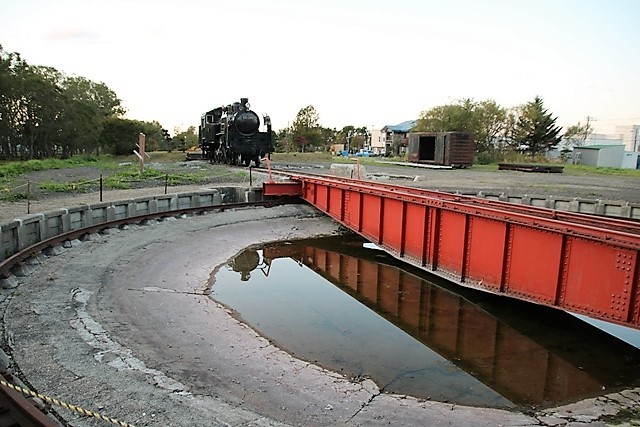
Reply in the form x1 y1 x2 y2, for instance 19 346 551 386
39 180 94 193
0 190 27 202
564 164 640 177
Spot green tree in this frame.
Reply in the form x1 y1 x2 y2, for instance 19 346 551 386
58 75 125 156
513 96 562 156
18 65 65 159
415 98 475 133
340 125 355 152
172 126 198 151
291 105 322 152
0 44 125 159
101 117 146 155
318 126 337 152
562 120 593 151
473 100 507 153
415 98 506 153
275 126 292 152
0 45 26 158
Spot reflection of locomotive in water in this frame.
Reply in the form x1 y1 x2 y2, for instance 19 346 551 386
199 98 274 167
228 248 265 281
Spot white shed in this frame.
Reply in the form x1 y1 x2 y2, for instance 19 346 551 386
622 151 640 169
573 145 625 168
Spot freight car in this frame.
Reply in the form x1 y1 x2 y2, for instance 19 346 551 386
199 98 273 167
407 132 474 168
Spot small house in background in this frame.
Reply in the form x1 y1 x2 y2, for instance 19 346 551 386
381 120 416 156
369 129 384 155
407 132 474 168
572 144 625 167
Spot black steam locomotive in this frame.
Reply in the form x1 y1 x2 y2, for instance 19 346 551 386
198 98 273 167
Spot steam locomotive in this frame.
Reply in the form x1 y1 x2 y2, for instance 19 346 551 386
198 98 273 167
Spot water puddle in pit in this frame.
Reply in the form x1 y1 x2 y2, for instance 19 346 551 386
209 234 640 409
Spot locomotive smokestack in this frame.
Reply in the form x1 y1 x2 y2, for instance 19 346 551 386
240 98 249 108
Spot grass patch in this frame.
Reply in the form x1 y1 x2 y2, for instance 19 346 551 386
0 190 28 202
165 172 209 186
0 156 123 179
563 164 640 177
103 176 131 189
103 165 212 189
467 162 640 177
39 180 93 193
0 153 190 180
469 164 498 172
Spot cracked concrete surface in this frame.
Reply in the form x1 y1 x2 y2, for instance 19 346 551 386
1 204 639 426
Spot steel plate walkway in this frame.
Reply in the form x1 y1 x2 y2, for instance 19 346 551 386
265 175 640 330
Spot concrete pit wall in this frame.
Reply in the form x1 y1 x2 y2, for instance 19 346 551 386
2 185 639 272
473 191 640 219
0 187 262 265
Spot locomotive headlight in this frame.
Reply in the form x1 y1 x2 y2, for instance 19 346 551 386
245 102 250 110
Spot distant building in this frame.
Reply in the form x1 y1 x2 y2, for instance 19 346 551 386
568 132 640 169
370 129 384 155
622 151 640 169
573 144 625 168
584 133 624 146
380 120 416 156
615 125 640 152
330 143 345 155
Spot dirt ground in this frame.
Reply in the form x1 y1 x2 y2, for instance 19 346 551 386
1 159 639 224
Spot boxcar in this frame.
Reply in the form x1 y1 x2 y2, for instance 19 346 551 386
407 132 474 168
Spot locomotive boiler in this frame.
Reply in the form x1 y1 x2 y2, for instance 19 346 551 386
199 98 273 167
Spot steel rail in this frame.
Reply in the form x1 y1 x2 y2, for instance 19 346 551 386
255 166 640 236
0 374 58 427
0 199 294 280
271 172 640 249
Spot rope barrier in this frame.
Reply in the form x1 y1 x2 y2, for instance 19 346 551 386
2 183 30 192
0 379 136 427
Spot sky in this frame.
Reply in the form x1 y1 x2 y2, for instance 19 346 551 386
1 0 639 135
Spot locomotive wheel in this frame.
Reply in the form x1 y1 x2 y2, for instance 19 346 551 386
254 156 261 167
242 155 250 167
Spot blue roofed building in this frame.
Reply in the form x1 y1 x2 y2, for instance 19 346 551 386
381 120 416 156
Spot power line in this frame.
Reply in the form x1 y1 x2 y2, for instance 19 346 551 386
589 117 640 122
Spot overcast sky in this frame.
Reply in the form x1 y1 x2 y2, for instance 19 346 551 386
1 0 639 134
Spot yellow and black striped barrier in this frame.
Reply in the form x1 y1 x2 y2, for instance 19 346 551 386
0 379 136 427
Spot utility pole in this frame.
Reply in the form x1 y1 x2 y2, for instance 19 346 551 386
585 116 596 144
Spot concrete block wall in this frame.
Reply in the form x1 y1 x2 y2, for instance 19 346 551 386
0 187 260 264
2 185 638 266
471 191 640 220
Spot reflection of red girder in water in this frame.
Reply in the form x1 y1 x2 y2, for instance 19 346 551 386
262 241 638 406
263 175 640 330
